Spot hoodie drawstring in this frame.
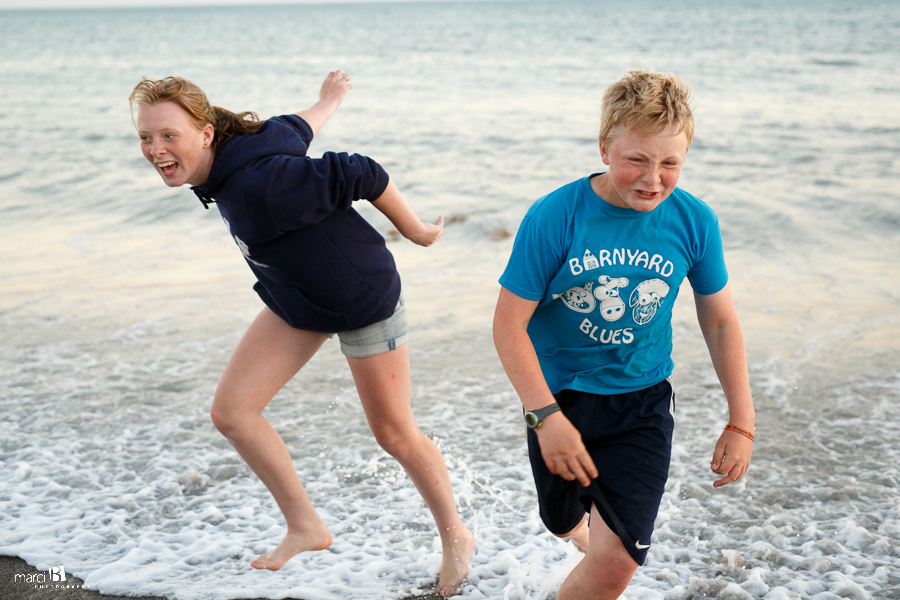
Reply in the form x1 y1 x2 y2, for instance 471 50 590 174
191 187 215 209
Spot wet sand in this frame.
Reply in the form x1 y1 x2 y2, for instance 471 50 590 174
0 556 445 600
1 556 163 600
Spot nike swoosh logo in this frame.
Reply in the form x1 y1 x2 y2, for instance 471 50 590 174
635 541 651 550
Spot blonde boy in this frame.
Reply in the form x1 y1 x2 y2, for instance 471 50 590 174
493 70 755 599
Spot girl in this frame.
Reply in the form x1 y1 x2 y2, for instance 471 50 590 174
129 70 473 596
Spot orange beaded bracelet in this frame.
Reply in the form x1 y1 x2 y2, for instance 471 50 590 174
724 424 755 442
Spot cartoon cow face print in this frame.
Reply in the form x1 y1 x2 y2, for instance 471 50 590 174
629 279 670 325
593 275 629 322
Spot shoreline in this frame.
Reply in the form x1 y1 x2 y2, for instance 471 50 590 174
0 556 444 600
1 556 165 600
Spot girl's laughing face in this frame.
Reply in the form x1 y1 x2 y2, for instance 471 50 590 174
137 101 215 188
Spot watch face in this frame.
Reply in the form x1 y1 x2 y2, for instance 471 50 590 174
525 412 539 428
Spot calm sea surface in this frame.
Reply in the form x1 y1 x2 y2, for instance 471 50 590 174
1 1 899 598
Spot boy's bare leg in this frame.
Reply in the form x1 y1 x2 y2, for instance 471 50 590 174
348 346 475 596
559 515 590 553
556 503 638 600
210 308 333 570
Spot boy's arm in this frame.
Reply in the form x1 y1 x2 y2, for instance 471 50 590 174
294 70 352 136
371 179 444 246
493 287 598 487
694 284 755 488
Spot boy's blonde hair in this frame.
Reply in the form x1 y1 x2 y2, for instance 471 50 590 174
599 70 694 147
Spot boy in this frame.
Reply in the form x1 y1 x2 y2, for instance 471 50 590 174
492 70 754 599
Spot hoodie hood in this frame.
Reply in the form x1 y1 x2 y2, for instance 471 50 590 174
183 113 399 333
191 115 311 208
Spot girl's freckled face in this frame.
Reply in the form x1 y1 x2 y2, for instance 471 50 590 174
137 101 215 188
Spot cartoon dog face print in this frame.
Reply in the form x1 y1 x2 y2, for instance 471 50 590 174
593 275 629 322
555 282 596 313
629 279 670 325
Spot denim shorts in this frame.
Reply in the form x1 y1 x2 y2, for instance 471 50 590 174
337 295 409 358
527 378 675 566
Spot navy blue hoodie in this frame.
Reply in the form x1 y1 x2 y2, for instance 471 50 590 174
191 114 400 333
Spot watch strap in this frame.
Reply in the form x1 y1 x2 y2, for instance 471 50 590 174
525 403 561 429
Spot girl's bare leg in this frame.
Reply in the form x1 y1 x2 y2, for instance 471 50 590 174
347 345 475 596
210 308 333 570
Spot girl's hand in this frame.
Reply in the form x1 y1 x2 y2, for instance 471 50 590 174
404 216 444 247
371 180 442 246
319 70 352 108
295 71 352 134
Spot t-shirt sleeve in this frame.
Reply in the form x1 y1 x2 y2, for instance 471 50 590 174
499 206 566 302
687 215 729 295
264 151 390 233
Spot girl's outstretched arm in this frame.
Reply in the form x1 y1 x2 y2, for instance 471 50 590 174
295 70 352 135
371 179 443 247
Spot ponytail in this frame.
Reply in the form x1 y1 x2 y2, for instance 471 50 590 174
209 105 265 149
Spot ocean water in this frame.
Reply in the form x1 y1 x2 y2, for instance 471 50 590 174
1 0 899 598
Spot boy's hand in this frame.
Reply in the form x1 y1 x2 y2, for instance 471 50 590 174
710 428 753 487
535 414 598 487
403 216 444 247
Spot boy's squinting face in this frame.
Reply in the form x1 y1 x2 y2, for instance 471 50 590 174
137 101 215 188
595 124 689 213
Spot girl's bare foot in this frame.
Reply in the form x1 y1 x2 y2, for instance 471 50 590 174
251 524 333 570
436 525 475 596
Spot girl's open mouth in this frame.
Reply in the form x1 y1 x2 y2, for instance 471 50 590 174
158 161 178 176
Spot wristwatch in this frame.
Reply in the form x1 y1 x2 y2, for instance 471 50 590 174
524 403 561 429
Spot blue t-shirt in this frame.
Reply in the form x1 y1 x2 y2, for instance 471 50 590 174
499 175 728 395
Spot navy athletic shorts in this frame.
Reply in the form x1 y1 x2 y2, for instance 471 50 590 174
526 378 675 565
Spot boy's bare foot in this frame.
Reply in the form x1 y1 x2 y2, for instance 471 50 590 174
251 525 333 570
436 526 475 596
